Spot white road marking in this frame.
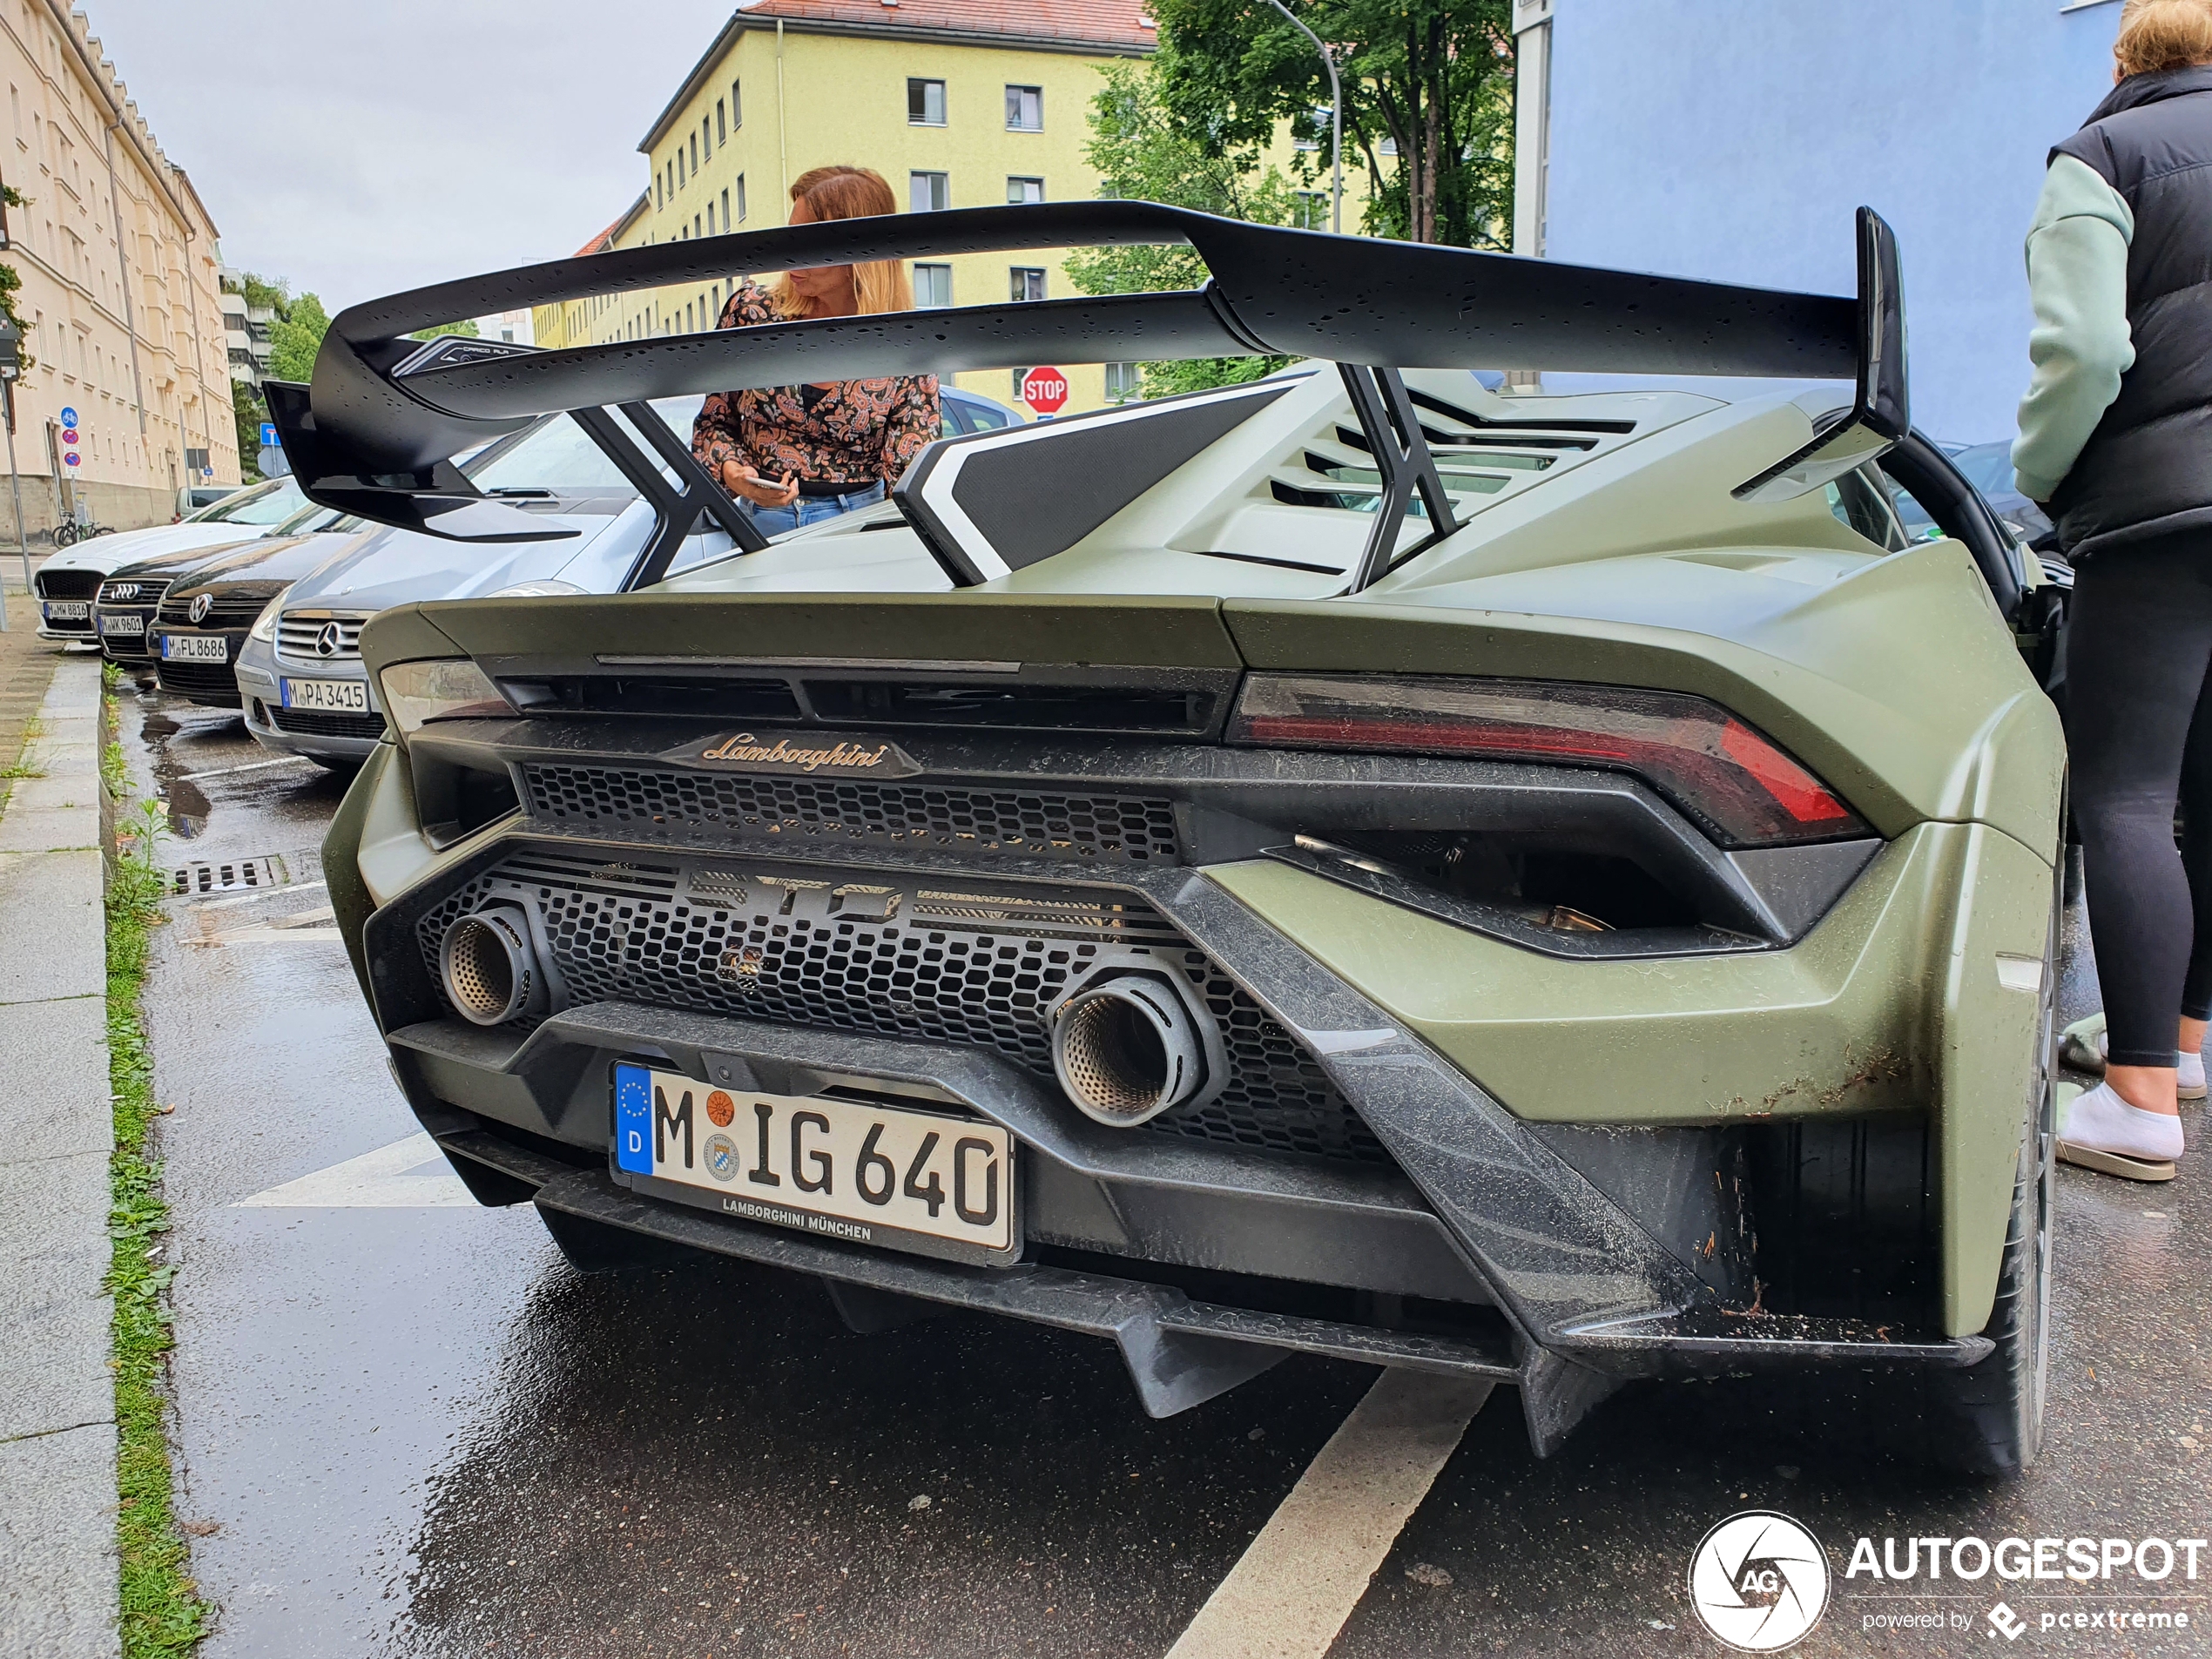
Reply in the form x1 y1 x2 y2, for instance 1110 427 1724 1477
179 755 316 781
181 878 327 914
231 1131 478 1208
1165 1368 1491 1659
185 924 344 946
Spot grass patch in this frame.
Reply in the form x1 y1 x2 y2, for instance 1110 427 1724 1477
102 678 209 1658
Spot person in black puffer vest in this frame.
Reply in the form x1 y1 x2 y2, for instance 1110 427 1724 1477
2013 0 2212 1182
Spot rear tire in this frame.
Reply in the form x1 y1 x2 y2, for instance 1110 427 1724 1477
1920 878 2057 1477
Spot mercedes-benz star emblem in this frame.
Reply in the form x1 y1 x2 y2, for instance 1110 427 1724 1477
187 592 212 624
314 621 344 658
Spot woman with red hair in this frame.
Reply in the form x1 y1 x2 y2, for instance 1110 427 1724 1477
691 165 941 536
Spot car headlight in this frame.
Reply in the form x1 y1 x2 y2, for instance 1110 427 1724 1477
377 658 516 736
248 584 293 643
486 579 587 599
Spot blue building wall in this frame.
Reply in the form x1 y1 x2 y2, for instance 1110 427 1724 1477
1542 0 2125 442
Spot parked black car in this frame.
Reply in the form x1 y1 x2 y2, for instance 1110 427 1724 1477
146 530 357 707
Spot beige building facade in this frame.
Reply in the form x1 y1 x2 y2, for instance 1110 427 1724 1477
1 0 237 537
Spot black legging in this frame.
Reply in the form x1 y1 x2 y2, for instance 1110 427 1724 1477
2066 532 2212 1068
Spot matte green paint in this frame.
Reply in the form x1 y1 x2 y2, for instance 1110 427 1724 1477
1205 816 2054 1336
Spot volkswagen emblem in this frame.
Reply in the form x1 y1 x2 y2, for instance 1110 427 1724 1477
187 592 212 625
314 620 344 658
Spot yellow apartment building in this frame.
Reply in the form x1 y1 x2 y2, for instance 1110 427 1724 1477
0 0 237 534
539 0 1169 416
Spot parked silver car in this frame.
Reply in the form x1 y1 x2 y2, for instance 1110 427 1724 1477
237 401 725 765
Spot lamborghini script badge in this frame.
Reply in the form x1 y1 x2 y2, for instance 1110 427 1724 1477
675 731 922 779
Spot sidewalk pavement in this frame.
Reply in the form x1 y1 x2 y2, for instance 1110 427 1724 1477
0 654 119 1658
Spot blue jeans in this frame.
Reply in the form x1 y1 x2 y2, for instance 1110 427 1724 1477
747 480 886 538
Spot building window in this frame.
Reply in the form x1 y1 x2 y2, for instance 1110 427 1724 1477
694 212 703 238
717 98 726 144
735 175 746 222
1005 85 1042 131
677 147 685 187
723 186 734 228
1104 362 1141 401
691 133 698 172
1010 266 1046 302
910 171 950 212
706 201 716 236
914 264 953 308
1294 191 1327 229
732 79 742 127
1007 176 1043 205
908 78 946 125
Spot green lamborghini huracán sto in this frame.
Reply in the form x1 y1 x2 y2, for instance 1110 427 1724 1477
277 203 2067 1474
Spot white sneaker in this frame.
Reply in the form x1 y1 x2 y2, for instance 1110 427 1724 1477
2057 1082 2182 1182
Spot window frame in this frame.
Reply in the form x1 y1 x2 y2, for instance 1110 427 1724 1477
1004 84 1043 132
907 78 948 127
1006 176 1044 206
1009 266 1047 302
909 170 951 213
914 263 954 308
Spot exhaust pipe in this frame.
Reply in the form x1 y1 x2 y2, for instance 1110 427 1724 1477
1049 972 1211 1128
439 904 551 1026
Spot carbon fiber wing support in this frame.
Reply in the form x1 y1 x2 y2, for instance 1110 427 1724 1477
267 199 1898 550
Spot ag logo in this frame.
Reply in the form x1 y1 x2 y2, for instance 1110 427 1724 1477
1687 1511 1830 1652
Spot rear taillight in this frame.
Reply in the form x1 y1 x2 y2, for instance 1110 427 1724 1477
1228 674 1867 848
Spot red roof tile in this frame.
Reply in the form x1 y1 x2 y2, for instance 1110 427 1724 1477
733 0 1157 52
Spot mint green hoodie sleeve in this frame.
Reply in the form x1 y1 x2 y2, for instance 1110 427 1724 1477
2011 153 2134 504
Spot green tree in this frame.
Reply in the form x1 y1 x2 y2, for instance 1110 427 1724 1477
408 319 479 341
1149 0 1515 248
232 379 267 482
1 183 35 373
1062 60 1298 398
265 291 329 383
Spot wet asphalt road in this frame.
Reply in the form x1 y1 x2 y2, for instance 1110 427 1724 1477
116 676 2211 1659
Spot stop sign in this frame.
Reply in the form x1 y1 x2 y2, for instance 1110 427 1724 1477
1020 366 1069 415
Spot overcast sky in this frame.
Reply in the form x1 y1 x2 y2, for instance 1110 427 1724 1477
84 0 733 312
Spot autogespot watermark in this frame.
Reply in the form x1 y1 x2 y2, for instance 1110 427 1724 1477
1687 1513 2207 1650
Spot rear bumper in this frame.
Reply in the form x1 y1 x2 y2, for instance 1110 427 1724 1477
357 812 1998 1447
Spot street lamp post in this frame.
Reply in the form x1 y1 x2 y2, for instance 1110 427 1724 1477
0 318 19 633
1265 0 1341 234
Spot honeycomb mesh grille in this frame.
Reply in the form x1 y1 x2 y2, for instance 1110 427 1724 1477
415 850 1387 1166
521 764 1182 863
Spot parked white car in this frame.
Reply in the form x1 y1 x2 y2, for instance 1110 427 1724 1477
236 402 726 765
33 478 306 642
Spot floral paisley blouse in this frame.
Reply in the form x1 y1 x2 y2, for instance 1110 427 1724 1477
690 280 940 490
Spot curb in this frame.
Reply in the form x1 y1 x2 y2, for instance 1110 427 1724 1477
0 657 119 1658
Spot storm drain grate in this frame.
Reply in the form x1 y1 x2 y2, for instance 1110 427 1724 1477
171 854 296 896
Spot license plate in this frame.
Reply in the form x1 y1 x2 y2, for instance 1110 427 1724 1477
161 633 227 662
43 601 89 622
613 1064 1015 1260
99 612 145 636
281 676 368 712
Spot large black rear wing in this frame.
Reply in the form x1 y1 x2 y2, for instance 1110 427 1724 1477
268 200 1905 581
